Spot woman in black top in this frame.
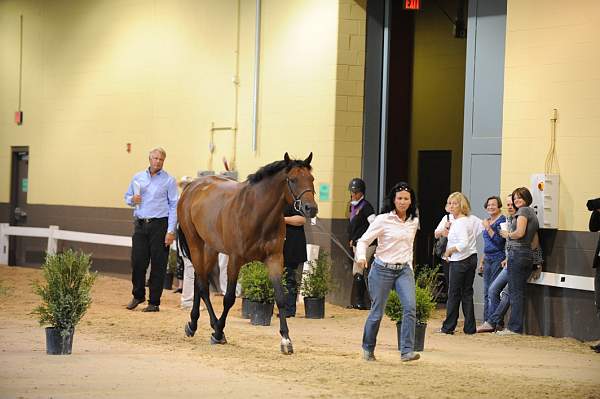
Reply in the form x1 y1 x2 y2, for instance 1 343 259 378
282 203 307 317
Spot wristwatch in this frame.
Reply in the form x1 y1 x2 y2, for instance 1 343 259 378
167 231 175 235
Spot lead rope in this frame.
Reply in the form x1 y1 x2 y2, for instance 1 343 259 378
286 178 355 262
311 218 356 263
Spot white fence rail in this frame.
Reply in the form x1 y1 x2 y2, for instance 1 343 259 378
0 223 131 265
0 223 595 292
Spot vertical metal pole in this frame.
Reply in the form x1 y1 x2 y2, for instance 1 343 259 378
251 0 262 153
378 0 391 201
18 14 23 111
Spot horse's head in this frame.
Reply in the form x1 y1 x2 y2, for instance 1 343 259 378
284 152 318 218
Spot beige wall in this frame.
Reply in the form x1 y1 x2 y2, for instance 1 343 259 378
409 0 466 193
331 0 366 218
502 0 600 231
0 0 354 219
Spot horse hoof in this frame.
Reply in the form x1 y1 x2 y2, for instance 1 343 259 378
185 322 196 337
210 333 227 345
280 338 294 355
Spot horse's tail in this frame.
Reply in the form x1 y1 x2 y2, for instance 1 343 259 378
177 224 191 261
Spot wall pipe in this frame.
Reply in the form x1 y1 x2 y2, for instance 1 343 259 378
378 0 391 201
231 0 241 167
251 0 261 153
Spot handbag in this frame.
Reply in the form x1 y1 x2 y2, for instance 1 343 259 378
433 236 448 258
532 246 543 267
433 214 450 258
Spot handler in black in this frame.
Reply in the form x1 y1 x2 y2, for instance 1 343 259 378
124 147 178 312
588 197 600 353
347 178 376 310
282 203 308 318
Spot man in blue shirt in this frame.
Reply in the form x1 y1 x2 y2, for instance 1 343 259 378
124 147 178 312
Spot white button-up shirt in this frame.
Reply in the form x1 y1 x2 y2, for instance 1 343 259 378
355 211 419 269
446 214 483 261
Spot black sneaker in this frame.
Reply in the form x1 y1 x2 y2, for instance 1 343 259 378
401 352 420 362
363 350 376 361
126 297 145 310
142 304 160 312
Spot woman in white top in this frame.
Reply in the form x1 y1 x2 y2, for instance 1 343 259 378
355 182 420 362
439 192 481 335
434 203 454 299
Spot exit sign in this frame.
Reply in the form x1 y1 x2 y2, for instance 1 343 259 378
403 0 420 10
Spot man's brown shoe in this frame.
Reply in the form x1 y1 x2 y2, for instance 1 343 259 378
126 297 145 310
142 304 160 312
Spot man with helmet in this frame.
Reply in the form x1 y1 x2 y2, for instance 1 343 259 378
348 177 376 310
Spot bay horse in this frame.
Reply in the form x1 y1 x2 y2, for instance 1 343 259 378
177 153 318 354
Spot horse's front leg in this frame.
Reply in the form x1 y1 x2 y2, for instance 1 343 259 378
213 255 240 344
265 252 293 354
272 276 293 354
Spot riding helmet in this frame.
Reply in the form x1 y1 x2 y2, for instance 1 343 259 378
348 178 366 194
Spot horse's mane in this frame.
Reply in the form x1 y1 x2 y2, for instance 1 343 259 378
246 158 312 185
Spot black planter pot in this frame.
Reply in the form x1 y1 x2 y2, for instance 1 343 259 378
395 321 427 352
396 322 402 351
45 327 74 355
250 301 273 326
303 297 325 319
414 321 427 352
241 297 254 319
163 272 174 290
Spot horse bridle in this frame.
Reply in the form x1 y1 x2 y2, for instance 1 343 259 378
286 177 314 213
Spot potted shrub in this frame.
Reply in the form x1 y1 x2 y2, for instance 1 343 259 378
385 265 438 352
239 261 274 326
32 249 97 355
164 249 177 290
384 290 404 351
300 252 331 319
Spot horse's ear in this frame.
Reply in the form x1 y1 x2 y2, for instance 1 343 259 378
284 152 291 164
304 152 313 165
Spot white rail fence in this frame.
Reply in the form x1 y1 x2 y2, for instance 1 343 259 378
0 223 594 292
0 223 131 265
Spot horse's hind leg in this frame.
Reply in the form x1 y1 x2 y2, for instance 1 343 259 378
185 272 203 337
184 240 205 337
198 248 226 344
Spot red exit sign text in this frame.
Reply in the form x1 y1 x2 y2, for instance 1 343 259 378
403 0 420 10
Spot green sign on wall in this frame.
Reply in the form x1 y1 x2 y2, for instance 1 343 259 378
21 178 28 193
318 183 330 202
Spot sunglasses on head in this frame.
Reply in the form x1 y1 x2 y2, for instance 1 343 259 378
397 185 410 192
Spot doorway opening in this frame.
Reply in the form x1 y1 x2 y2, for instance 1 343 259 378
384 0 467 266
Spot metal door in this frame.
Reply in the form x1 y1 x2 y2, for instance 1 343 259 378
9 147 29 266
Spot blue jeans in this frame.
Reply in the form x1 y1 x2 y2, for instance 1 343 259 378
362 261 416 355
487 267 509 327
482 255 504 321
507 247 532 333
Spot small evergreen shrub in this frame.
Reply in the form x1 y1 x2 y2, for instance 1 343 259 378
300 252 331 299
32 249 97 332
238 261 274 303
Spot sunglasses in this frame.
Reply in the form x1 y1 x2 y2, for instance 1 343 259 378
397 185 410 192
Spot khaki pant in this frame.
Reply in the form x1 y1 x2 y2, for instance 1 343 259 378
352 245 376 275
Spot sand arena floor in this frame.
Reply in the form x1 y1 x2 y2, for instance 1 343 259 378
1 264 599 398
